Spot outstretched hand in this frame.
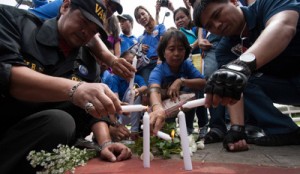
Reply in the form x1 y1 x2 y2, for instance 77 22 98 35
100 142 132 162
204 59 251 107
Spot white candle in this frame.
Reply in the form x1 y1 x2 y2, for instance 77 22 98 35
143 112 150 168
141 125 172 141
121 105 147 113
178 111 193 170
181 98 205 109
128 56 137 90
129 88 135 105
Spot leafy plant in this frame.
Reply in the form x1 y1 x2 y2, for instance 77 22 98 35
127 122 182 159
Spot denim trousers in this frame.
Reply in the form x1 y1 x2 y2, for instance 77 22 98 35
244 73 300 135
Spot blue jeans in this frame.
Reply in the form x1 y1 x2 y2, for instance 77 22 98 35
244 73 300 135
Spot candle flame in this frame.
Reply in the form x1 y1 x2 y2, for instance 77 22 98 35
171 129 175 140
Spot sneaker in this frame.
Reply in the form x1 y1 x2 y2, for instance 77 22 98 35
196 125 208 142
255 128 300 146
245 125 265 144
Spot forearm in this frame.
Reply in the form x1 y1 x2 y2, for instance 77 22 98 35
87 34 117 67
181 78 206 90
10 66 76 102
137 86 148 95
245 10 298 69
92 121 112 145
227 99 245 126
149 86 163 110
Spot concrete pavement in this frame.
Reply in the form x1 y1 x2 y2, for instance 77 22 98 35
74 142 300 173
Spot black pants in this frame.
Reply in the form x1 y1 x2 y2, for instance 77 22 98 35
0 109 76 174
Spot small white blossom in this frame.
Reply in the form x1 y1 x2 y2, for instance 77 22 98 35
27 144 97 174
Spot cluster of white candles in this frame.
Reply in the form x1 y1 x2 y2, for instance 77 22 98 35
121 97 206 171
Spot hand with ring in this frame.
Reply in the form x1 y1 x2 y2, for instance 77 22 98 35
85 102 94 113
71 82 122 122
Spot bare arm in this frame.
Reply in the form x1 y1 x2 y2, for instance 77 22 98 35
245 10 298 69
87 35 135 81
10 66 121 122
148 84 166 134
92 122 132 161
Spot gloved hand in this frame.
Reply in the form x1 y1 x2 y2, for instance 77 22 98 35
204 55 255 100
223 125 248 151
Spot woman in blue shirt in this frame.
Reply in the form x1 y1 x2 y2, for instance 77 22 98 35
134 5 166 85
148 29 206 135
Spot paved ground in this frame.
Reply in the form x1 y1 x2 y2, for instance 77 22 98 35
74 142 300 173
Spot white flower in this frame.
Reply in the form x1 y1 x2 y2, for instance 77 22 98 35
27 144 97 174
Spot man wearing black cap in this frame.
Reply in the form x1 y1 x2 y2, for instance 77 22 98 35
117 14 138 54
0 0 132 173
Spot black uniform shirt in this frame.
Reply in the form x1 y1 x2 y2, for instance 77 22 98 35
0 5 101 133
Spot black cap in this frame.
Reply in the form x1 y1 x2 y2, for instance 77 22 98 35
111 0 123 14
71 0 107 40
117 14 133 24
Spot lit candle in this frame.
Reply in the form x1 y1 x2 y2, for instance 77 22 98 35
141 125 172 141
128 56 137 90
181 98 205 109
143 112 150 168
121 104 147 113
178 110 193 170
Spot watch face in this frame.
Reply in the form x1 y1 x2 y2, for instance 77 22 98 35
227 64 243 71
239 53 255 63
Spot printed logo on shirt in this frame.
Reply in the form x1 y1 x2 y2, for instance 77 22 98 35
78 65 88 76
24 60 44 73
152 29 159 37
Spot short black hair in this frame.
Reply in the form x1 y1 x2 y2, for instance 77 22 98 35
120 50 135 58
193 0 228 27
157 29 191 62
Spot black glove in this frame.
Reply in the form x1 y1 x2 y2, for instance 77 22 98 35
204 58 254 100
223 125 248 151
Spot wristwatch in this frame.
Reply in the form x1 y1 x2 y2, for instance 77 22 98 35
239 53 256 72
180 77 185 86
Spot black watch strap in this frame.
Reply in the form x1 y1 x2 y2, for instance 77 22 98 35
230 125 245 132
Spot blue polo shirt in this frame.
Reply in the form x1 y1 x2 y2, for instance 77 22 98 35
216 0 300 77
120 34 138 54
148 60 204 89
111 74 146 99
138 24 166 59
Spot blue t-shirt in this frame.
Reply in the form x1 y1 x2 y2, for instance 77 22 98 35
148 60 204 89
216 0 300 77
138 24 166 59
111 74 146 99
120 34 138 54
28 0 62 20
101 70 113 89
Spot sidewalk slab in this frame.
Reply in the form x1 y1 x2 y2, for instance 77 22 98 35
74 143 300 173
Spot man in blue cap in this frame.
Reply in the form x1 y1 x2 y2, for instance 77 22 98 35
0 0 132 173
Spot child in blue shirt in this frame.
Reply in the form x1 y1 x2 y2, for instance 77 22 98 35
111 50 148 139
